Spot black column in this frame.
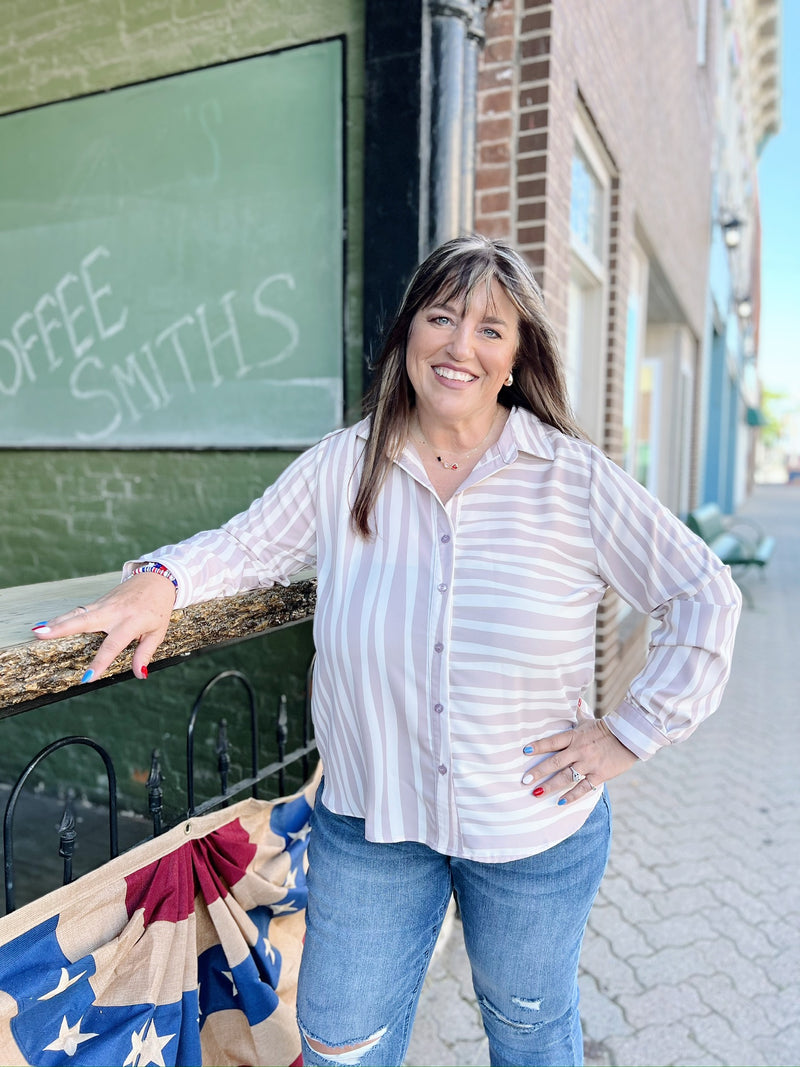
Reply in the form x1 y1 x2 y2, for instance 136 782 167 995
363 0 428 376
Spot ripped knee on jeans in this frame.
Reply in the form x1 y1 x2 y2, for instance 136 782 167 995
301 1025 388 1064
478 992 545 1032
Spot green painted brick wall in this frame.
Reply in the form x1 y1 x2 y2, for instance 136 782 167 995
1 0 365 814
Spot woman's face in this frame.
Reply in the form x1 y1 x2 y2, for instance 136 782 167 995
405 279 519 429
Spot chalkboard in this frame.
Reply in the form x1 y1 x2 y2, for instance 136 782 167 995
0 41 344 447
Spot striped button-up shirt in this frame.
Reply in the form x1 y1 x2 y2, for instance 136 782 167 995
135 408 741 861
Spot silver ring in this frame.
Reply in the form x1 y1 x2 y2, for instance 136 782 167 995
571 767 584 784
588 781 598 791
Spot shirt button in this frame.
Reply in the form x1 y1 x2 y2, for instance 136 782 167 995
440 534 451 543
438 764 448 775
434 642 444 653
434 703 444 714
437 583 448 593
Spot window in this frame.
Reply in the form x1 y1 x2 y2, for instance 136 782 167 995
566 118 611 441
570 145 604 263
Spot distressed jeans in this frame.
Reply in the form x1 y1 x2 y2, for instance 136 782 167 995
296 787 611 1067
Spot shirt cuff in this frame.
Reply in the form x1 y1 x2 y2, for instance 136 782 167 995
602 699 671 761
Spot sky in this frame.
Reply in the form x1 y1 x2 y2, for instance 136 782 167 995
757 1 799 403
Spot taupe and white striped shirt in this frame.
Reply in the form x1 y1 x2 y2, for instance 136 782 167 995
136 408 741 861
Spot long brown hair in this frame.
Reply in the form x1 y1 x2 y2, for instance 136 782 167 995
351 235 583 538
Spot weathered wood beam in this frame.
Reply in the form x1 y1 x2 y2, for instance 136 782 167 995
0 572 316 718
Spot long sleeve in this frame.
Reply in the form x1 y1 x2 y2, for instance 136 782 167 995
587 448 742 759
123 436 328 609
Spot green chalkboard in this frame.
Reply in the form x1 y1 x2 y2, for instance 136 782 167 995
0 41 344 447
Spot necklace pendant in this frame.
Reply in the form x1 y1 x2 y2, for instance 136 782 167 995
438 457 459 470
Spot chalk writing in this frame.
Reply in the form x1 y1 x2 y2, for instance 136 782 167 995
0 246 301 442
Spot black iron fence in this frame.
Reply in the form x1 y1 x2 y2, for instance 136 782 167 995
2 657 317 914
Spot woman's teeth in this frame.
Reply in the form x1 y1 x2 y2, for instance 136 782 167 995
434 367 475 382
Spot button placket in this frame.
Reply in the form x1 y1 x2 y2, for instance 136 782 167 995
429 508 457 844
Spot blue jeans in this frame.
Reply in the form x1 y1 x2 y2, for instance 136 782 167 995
297 789 611 1067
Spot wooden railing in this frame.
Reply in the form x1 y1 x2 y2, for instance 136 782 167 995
0 571 317 717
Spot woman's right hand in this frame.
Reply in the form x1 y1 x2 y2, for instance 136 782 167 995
31 573 178 682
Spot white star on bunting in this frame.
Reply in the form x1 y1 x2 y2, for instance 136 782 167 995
38 967 87 1000
124 1018 175 1067
287 824 311 844
43 1015 98 1057
270 898 298 915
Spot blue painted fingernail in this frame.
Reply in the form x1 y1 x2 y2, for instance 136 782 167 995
33 621 49 628
81 669 94 684
558 797 567 806
523 745 534 754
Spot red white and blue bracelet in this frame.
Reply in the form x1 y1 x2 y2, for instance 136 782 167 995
125 561 179 590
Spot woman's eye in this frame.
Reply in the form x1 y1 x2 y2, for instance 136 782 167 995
431 315 451 326
482 327 500 339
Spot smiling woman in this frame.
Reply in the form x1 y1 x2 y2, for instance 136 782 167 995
31 235 741 1067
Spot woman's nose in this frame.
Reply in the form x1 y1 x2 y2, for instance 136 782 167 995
447 322 473 360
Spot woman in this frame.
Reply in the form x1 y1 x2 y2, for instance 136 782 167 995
33 236 741 1066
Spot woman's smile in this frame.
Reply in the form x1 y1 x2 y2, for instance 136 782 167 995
432 365 478 384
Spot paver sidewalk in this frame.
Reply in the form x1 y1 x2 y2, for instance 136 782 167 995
406 483 800 1067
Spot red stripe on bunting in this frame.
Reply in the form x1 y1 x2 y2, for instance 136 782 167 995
125 819 257 925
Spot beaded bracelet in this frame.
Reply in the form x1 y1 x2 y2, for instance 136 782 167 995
126 561 179 589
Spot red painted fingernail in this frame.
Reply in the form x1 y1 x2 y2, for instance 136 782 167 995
532 787 545 797
140 665 148 680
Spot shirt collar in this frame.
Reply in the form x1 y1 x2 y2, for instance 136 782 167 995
498 407 556 462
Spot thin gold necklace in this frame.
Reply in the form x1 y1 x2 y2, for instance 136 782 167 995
412 410 501 471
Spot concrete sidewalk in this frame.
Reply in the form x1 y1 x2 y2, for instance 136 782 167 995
405 483 799 1067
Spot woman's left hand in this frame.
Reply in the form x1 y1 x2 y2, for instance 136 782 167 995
521 718 638 804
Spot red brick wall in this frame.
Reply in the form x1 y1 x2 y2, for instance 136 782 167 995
475 1 517 243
